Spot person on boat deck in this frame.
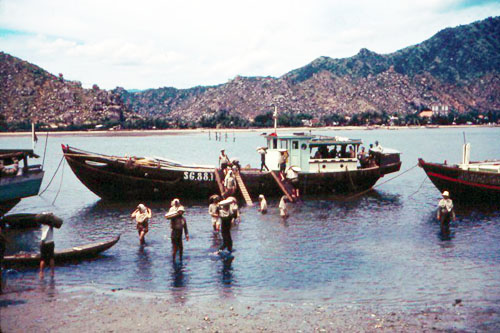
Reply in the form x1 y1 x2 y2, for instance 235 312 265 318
279 151 288 180
285 166 300 199
166 199 189 262
312 149 322 159
219 149 231 171
230 158 241 171
258 194 268 214
329 146 338 158
217 197 238 253
348 146 356 158
224 169 237 198
1 158 19 176
358 146 368 167
208 195 221 232
39 223 55 278
279 195 289 218
257 147 269 172
437 191 456 233
131 204 152 245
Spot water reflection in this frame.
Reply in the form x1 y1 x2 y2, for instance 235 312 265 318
135 246 152 282
170 262 188 304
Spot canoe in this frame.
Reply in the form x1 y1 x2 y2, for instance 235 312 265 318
2 235 120 267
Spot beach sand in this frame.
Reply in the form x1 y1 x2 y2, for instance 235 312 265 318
1 282 498 332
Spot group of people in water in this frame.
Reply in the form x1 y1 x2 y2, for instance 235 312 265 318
129 190 292 262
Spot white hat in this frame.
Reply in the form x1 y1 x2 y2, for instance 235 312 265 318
171 198 180 206
137 204 146 212
442 191 449 197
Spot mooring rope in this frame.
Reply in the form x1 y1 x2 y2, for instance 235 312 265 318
407 175 428 199
51 159 65 205
39 155 65 196
344 163 419 201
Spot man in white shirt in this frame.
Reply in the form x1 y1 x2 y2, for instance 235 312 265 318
40 224 55 278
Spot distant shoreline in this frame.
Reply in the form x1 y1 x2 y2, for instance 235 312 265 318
0 124 497 137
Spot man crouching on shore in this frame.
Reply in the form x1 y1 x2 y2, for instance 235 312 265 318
166 199 189 262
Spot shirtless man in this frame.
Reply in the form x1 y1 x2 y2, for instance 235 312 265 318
166 199 189 262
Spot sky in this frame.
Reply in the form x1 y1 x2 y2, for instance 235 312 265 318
0 0 499 90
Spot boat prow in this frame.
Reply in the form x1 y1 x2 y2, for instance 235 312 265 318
418 158 500 204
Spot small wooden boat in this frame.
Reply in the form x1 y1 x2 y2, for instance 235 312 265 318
2 235 120 267
419 143 500 204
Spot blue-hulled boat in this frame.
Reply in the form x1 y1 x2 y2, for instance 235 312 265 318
0 150 44 216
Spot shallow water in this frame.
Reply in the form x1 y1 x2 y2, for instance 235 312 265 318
2 127 500 309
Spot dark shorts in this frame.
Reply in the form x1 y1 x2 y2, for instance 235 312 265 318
40 242 55 262
171 229 183 248
137 221 149 233
280 163 286 173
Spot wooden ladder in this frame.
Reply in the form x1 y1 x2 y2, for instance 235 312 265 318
213 168 225 196
234 170 254 206
270 171 295 203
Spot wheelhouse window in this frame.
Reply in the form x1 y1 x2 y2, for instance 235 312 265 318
280 140 288 149
292 141 299 150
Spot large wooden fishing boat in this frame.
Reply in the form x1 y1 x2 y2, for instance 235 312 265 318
62 132 401 201
419 143 500 204
0 150 44 216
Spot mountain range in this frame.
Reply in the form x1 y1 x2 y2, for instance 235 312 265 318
1 16 499 129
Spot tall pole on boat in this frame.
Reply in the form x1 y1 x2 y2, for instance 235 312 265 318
273 105 278 134
31 122 38 151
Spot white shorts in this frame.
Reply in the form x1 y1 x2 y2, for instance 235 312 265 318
212 217 221 228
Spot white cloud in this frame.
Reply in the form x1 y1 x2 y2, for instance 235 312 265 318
1 0 499 89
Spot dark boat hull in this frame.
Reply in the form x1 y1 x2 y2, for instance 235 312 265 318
3 235 120 267
418 158 500 204
62 145 400 201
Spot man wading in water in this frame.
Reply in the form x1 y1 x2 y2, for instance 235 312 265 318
216 197 238 254
131 204 152 245
437 190 456 236
166 199 189 262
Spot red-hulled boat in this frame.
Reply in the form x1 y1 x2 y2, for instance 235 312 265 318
418 143 500 204
62 132 401 201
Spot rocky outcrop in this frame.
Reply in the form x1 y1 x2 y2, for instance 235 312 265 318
0 53 136 128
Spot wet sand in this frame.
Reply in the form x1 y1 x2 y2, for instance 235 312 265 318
1 283 498 332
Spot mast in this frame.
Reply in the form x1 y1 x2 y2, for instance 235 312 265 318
273 105 278 134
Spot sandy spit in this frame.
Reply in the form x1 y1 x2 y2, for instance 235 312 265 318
1 124 498 138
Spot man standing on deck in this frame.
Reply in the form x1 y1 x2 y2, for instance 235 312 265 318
166 199 189 262
219 149 231 172
437 191 456 235
257 147 269 171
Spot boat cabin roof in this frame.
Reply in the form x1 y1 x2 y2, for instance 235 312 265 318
264 133 361 146
0 149 39 159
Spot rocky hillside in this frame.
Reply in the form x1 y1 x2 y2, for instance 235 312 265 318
1 17 499 129
117 17 499 123
0 52 136 129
